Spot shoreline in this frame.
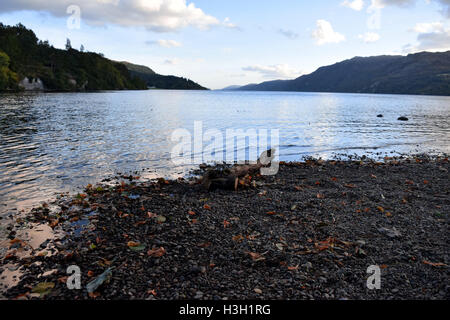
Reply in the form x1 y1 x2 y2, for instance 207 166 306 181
1 156 449 300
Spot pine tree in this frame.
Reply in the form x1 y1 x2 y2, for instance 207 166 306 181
65 38 72 50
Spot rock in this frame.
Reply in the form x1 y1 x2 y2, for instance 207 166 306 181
254 288 262 294
377 114 383 118
398 116 409 121
378 227 401 238
356 240 366 247
302 262 313 270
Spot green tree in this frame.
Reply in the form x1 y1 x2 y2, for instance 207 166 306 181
0 50 19 91
65 38 72 50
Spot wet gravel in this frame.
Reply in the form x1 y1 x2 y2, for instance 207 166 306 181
1 157 449 300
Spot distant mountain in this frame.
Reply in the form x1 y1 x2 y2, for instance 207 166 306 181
221 85 242 90
237 51 450 96
122 61 208 90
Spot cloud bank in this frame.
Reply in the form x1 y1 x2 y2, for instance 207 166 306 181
243 64 301 79
404 21 450 52
0 0 221 32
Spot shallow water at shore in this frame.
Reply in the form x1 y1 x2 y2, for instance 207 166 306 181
1 90 449 217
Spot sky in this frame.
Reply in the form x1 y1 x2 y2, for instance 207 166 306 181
0 0 449 89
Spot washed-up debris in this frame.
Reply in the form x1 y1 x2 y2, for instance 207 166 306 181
86 267 113 293
200 149 275 191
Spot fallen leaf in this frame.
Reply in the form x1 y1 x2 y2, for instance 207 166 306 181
344 183 356 188
147 247 166 258
316 193 325 199
203 204 211 210
287 265 299 271
223 220 231 228
267 211 276 215
127 241 140 247
377 206 385 213
247 252 265 262
232 235 244 242
87 271 94 277
155 215 166 223
422 260 447 267
188 210 196 216
31 282 55 297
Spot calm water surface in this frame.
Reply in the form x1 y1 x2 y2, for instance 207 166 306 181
1 90 449 216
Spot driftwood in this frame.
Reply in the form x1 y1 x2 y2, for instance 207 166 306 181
200 149 275 191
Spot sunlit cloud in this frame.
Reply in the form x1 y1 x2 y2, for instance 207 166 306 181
146 40 182 48
311 20 346 45
341 0 365 11
0 0 221 32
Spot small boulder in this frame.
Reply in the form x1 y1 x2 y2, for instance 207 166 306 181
377 114 383 118
398 116 409 121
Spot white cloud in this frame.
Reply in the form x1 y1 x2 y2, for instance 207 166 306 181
223 17 241 30
403 21 450 53
164 58 182 65
311 20 346 45
411 22 444 33
358 32 380 42
242 64 302 79
0 0 220 32
147 39 182 48
341 0 365 11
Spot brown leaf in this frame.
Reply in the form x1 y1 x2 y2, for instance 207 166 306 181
49 219 59 228
232 235 244 242
287 265 299 271
422 260 447 267
147 247 166 257
316 193 325 199
203 204 211 210
247 252 265 262
127 241 140 247
223 220 231 228
188 210 196 216
267 211 276 215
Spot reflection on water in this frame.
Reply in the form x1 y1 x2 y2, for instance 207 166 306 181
0 90 449 216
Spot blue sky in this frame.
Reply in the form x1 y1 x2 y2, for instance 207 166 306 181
0 0 449 89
